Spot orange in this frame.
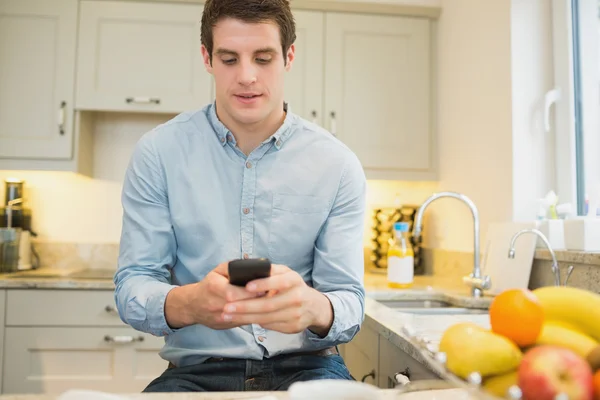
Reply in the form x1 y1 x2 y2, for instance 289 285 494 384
489 288 544 348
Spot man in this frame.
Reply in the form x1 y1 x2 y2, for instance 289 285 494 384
114 0 367 392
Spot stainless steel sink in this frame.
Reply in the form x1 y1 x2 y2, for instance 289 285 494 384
376 299 488 315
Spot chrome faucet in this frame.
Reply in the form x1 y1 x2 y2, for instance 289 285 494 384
413 192 491 298
508 228 560 286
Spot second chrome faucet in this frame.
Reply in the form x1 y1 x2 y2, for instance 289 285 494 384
508 228 563 286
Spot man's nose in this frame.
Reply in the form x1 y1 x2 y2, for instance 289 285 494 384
238 60 257 86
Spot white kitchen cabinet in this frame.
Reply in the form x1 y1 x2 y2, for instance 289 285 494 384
342 324 379 385
3 327 165 394
0 0 78 160
3 290 166 394
323 13 435 180
283 11 436 180
285 11 325 125
75 0 213 114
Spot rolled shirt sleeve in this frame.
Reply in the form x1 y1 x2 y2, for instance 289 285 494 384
306 152 367 346
113 131 178 337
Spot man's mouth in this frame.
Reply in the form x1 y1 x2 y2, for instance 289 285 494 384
235 93 261 99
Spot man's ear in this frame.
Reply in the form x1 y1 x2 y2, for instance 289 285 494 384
285 44 295 72
201 45 213 74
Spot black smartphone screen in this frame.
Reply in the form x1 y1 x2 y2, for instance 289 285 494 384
228 258 272 287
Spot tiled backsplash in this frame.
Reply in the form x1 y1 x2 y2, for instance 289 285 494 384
33 242 119 271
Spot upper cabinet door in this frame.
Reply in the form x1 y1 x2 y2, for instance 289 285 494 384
75 1 212 114
324 13 435 180
0 0 78 160
285 11 324 126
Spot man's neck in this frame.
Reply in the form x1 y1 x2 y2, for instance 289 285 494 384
216 101 286 155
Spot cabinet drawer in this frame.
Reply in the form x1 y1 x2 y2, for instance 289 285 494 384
75 0 212 113
6 290 125 326
4 327 165 394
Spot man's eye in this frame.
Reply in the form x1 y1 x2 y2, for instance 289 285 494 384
256 58 271 64
222 59 236 65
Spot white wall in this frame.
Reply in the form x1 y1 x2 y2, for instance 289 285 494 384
434 0 514 252
511 0 556 221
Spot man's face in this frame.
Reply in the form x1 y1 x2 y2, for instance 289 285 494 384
202 18 294 128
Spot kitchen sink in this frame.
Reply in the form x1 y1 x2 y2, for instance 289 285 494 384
376 299 488 315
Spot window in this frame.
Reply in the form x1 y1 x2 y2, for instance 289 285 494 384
551 0 600 216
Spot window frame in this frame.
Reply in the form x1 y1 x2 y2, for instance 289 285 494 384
551 0 600 216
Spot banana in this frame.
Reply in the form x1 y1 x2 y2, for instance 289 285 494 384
533 286 600 341
535 320 598 358
482 370 518 398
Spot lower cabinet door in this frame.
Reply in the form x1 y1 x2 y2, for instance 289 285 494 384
343 342 378 386
3 327 166 394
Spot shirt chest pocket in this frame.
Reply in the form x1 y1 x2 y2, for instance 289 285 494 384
268 193 332 265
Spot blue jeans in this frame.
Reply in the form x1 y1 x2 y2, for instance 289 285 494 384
143 353 354 392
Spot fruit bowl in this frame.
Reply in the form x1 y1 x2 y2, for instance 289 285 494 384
398 286 600 400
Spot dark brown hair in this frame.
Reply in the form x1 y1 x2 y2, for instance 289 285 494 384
201 0 296 64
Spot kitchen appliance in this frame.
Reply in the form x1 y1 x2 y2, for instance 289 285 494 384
0 179 38 271
369 205 424 275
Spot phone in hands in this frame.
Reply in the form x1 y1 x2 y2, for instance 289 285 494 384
228 258 271 287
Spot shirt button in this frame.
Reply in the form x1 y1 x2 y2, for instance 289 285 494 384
246 161 252 169
276 140 281 146
243 253 249 259
220 137 225 143
258 336 266 342
227 134 233 142
243 208 250 214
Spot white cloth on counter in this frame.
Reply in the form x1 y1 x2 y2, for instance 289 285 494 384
57 389 279 400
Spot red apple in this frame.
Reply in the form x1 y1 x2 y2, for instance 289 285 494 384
518 345 594 400
593 370 600 400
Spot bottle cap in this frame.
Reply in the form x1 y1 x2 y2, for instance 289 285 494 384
394 222 409 232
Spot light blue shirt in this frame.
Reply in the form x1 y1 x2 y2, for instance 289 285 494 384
114 103 367 368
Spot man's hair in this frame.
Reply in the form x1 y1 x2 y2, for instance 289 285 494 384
201 0 296 64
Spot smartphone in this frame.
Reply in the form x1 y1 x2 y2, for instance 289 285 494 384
228 258 271 287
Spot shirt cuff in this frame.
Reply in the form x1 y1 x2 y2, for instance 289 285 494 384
306 292 343 345
125 282 178 337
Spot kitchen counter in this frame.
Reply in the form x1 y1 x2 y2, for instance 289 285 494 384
0 268 491 398
0 388 473 400
0 268 492 371
0 267 495 300
0 268 115 289
361 273 492 381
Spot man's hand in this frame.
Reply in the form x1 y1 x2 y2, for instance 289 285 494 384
220 264 334 337
164 262 260 330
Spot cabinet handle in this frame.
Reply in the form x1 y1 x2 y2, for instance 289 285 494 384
104 305 118 315
360 369 375 382
311 110 318 124
329 111 337 137
393 367 411 386
57 101 66 135
125 96 161 105
104 335 144 343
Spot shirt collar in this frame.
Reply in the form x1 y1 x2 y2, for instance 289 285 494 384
207 101 296 151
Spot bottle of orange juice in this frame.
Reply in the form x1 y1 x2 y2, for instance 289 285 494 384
387 222 414 288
